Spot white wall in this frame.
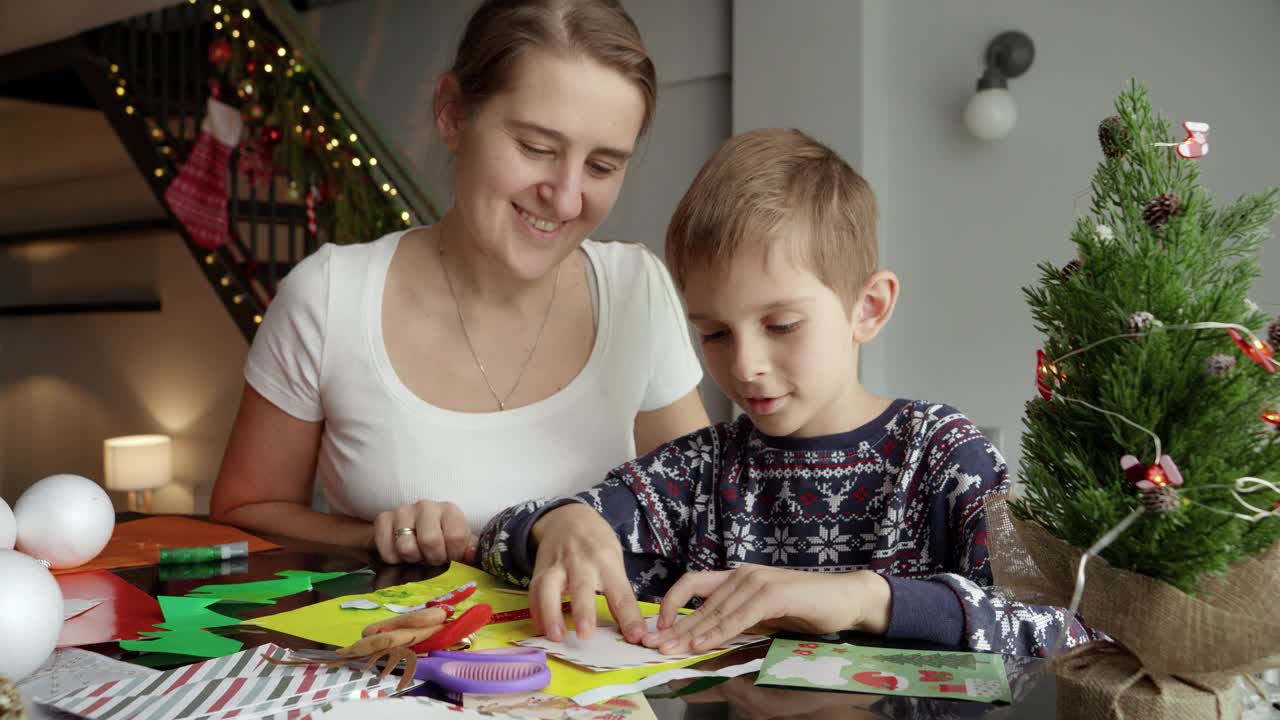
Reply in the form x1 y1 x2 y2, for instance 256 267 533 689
0 232 246 511
304 0 735 419
871 0 1280 475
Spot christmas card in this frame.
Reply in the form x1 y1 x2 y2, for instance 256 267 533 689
755 639 1010 704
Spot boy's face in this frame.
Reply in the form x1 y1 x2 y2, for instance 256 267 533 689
683 241 868 438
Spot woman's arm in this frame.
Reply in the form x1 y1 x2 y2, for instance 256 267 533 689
633 387 709 456
210 383 374 548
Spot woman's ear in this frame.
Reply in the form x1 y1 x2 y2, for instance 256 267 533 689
434 73 464 151
851 270 899 344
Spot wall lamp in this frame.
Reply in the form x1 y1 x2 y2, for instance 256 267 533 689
964 31 1035 141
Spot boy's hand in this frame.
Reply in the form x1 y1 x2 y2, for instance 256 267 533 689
528 503 648 644
644 565 891 654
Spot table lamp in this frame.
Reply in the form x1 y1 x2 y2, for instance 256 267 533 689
103 434 171 513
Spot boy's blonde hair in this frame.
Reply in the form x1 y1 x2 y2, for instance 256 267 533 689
665 128 878 312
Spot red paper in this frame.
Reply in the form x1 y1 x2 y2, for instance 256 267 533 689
53 516 279 576
56 571 165 647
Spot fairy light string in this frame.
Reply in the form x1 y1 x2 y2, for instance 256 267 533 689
1036 316 1279 657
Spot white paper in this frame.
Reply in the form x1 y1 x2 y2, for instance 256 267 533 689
571 658 765 706
517 616 766 671
382 603 426 613
339 598 380 610
62 598 104 620
18 647 160 720
306 696 499 719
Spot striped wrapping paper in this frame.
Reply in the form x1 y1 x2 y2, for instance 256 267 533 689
38 644 412 720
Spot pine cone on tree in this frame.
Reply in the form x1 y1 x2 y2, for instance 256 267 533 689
0 676 24 720
1142 192 1181 229
1139 485 1182 514
1061 259 1083 281
1204 353 1237 377
1265 319 1280 351
1098 115 1130 159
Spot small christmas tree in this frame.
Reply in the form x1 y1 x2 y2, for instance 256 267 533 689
1002 80 1279 718
1017 82 1279 592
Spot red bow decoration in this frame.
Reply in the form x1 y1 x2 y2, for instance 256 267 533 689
1035 350 1066 401
1121 454 1184 491
1262 410 1280 427
1227 328 1276 373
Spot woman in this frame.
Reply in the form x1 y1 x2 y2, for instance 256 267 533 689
210 0 709 566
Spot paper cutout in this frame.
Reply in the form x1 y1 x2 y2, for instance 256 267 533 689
118 628 245 658
41 643 410 720
518 615 766 671
63 598 104 620
570 658 764 707
340 598 380 610
186 573 313 604
383 603 427 613
308 697 491 719
249 563 746 698
466 690 659 720
756 639 1011 704
50 516 278 575
275 569 352 584
56 570 165 648
154 595 243 630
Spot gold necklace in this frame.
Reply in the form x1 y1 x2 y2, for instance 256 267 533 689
438 236 561 411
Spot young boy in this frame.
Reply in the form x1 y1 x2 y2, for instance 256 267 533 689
476 128 1095 658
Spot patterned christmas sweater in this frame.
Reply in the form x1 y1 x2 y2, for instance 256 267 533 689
478 399 1099 657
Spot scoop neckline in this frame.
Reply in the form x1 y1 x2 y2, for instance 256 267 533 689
367 229 610 426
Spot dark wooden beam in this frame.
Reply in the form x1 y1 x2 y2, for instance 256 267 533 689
0 218 172 245
0 299 162 317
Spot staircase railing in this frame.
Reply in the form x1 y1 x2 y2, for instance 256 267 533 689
69 0 439 338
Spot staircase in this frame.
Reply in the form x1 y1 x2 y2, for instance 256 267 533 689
0 0 438 338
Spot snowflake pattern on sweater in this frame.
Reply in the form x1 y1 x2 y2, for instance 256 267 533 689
478 400 1099 657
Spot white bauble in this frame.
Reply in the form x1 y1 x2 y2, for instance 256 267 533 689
14 474 115 569
0 496 15 550
0 550 64 680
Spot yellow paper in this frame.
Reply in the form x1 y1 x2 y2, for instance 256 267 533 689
249 564 721 697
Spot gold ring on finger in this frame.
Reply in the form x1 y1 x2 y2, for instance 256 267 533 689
393 527 416 537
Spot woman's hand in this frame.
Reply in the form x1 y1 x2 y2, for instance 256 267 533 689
372 500 476 566
527 503 648 644
644 565 891 655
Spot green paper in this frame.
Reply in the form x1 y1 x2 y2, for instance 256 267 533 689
274 570 350 584
119 629 244 658
756 639 1011 704
186 574 313 604
155 595 244 630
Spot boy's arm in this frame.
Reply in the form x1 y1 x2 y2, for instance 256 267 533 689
883 420 1103 657
476 424 724 596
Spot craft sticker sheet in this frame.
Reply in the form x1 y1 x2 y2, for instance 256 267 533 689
517 616 766 672
755 639 1011 704
38 643 412 720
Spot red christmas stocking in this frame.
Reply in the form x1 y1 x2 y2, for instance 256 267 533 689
163 97 243 249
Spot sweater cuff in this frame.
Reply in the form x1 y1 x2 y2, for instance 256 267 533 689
883 576 966 647
509 497 589 577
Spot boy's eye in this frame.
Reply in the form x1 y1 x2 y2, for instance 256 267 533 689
699 329 728 343
768 321 802 335
588 161 619 178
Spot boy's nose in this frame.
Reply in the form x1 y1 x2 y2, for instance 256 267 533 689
730 337 769 381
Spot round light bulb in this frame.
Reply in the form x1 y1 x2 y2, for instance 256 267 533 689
964 88 1017 141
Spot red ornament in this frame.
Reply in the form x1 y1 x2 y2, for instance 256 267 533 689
245 59 259 75
1121 454 1184 491
208 38 232 66
1227 328 1276 373
1035 350 1065 401
262 125 283 146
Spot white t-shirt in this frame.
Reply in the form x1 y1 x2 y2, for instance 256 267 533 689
244 230 703 531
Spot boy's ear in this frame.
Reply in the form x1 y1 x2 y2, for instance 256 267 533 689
852 270 899 344
434 73 464 152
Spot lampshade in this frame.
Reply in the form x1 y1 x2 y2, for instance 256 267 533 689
964 88 1018 141
103 435 172 491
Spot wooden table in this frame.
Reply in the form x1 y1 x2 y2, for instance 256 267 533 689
95 522 1057 719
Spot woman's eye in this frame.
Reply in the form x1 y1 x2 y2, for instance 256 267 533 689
589 162 619 178
768 322 801 335
699 330 728 343
519 142 552 157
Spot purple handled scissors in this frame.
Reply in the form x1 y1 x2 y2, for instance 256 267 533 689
414 647 550 696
